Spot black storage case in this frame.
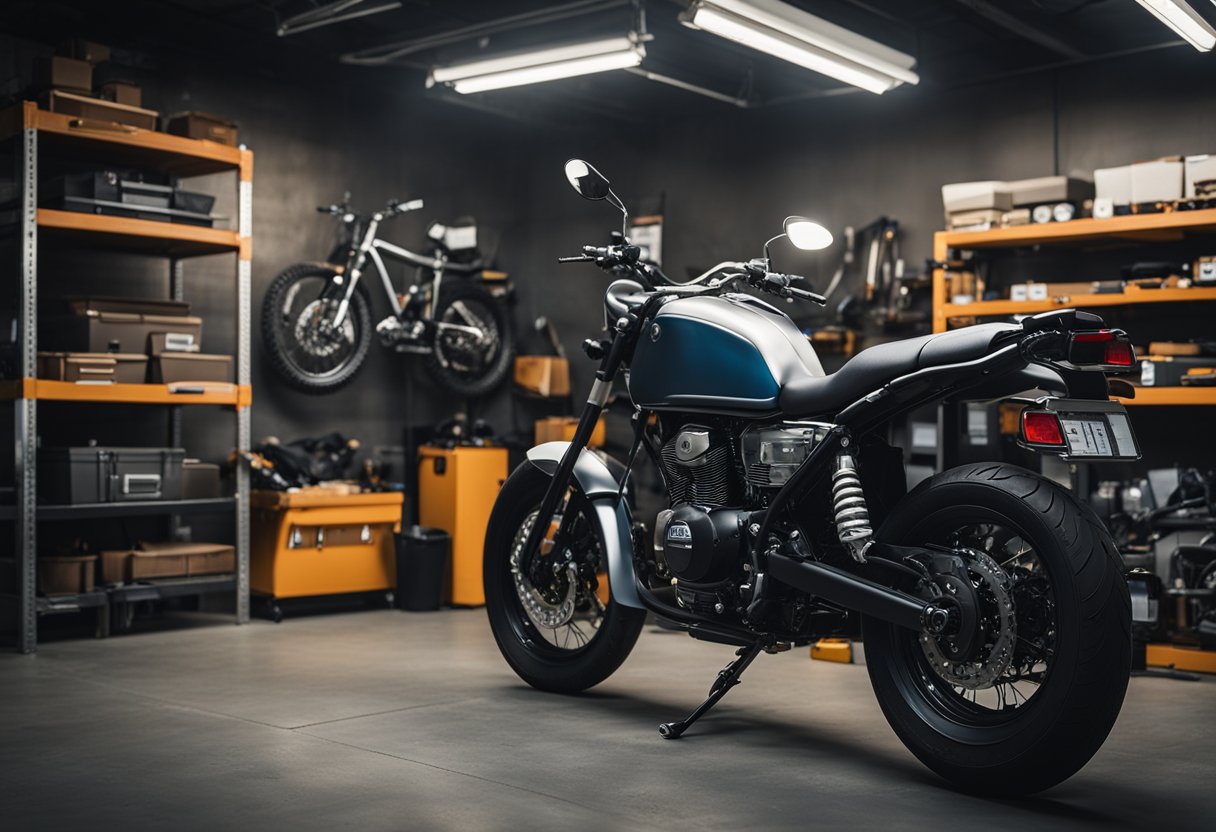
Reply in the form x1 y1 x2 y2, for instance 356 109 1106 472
394 526 450 611
39 447 185 505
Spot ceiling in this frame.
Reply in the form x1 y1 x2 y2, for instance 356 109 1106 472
5 0 1213 122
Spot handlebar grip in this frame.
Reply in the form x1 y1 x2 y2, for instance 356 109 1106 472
400 198 424 212
317 205 335 214
558 255 593 263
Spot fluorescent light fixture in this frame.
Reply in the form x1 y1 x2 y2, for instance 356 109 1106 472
683 0 918 94
1134 0 1216 51
429 37 645 94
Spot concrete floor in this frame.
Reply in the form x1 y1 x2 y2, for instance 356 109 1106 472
2 610 1213 831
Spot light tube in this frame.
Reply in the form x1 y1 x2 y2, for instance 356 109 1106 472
1134 0 1216 51
430 37 645 94
685 0 918 94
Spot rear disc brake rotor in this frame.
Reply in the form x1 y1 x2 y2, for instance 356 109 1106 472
919 549 1016 689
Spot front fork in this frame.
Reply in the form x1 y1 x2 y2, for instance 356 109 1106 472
518 328 632 581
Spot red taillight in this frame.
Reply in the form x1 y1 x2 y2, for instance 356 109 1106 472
1103 341 1134 366
1022 411 1065 446
1067 329 1135 368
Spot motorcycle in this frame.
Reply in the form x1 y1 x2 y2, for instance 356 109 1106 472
262 194 514 396
483 159 1137 795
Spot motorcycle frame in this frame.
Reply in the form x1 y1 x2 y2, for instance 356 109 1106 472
327 209 480 336
519 298 1115 642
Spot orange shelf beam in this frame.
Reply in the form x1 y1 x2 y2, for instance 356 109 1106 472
1 101 241 177
938 208 1216 250
3 379 250 408
1115 386 1216 406
940 285 1216 321
38 209 241 257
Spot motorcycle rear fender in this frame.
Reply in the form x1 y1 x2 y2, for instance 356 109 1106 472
526 442 644 609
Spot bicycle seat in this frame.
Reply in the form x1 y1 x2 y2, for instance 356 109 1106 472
780 323 1019 417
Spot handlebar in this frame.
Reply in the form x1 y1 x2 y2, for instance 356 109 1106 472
317 197 425 218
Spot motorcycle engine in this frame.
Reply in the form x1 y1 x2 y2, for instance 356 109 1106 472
655 427 751 614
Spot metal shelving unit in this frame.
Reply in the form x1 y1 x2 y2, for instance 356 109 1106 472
3 101 253 653
929 209 1216 470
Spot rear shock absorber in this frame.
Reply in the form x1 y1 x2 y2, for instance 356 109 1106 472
832 453 873 563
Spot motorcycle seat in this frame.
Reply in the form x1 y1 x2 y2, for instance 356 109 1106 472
779 323 1019 417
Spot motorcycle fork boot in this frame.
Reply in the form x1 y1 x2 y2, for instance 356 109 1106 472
658 641 764 739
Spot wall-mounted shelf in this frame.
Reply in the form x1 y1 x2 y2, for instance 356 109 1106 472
38 209 244 258
937 208 1216 250
940 285 1216 322
1115 387 1216 406
1 378 250 407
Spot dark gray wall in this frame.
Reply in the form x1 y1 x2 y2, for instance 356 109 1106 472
7 33 1216 468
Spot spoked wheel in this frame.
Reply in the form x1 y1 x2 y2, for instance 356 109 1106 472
865 464 1130 795
484 464 645 693
261 263 372 392
424 280 514 398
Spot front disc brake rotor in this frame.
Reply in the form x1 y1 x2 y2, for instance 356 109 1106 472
919 549 1016 689
510 512 577 629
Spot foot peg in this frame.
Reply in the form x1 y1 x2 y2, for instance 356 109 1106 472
658 642 763 739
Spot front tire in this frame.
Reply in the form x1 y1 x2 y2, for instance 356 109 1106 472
261 263 372 393
864 463 1131 795
484 463 646 693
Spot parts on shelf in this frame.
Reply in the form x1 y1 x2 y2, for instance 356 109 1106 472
166 111 239 146
182 460 222 499
37 351 147 384
38 446 185 505
38 554 97 595
251 433 360 491
43 89 158 131
150 352 233 383
42 170 217 227
514 355 570 397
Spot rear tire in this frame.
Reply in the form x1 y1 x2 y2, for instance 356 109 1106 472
484 464 645 693
423 279 514 398
864 463 1130 795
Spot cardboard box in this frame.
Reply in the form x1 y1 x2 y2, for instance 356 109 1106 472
1007 175 1093 207
534 416 606 449
1094 165 1132 206
166 112 238 146
34 55 92 92
514 356 569 397
98 80 141 107
37 351 147 384
1130 159 1184 204
150 353 232 383
44 89 157 131
948 208 1003 229
942 181 1014 214
1148 342 1203 357
58 39 111 64
38 555 96 594
1185 154 1216 198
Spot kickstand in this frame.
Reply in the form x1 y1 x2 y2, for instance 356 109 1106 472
659 641 764 739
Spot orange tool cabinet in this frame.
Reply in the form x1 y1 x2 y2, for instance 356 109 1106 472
417 445 508 606
250 490 404 601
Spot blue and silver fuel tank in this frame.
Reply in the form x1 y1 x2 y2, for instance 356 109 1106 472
627 294 824 413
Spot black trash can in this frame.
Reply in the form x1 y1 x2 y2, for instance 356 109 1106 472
395 525 450 611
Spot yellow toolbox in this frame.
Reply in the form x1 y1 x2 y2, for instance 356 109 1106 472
250 489 403 600
418 445 508 606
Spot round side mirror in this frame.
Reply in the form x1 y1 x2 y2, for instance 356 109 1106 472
564 159 612 201
784 216 833 251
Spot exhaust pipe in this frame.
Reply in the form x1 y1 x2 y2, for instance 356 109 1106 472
767 554 947 633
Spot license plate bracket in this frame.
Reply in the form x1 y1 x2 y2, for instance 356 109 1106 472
1028 397 1141 460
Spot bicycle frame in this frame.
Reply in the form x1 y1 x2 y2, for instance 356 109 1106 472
329 208 478 329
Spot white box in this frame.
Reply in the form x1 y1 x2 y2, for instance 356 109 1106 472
1028 283 1049 301
1130 159 1183 204
1010 284 1029 302
1185 154 1216 198
1094 165 1132 206
942 180 1014 214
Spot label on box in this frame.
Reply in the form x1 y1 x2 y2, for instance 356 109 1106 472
1141 362 1156 386
1028 283 1048 301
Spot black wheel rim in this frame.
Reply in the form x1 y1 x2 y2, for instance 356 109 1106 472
433 295 501 381
889 505 1059 737
274 275 363 383
498 491 609 658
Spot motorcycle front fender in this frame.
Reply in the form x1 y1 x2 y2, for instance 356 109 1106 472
526 442 644 610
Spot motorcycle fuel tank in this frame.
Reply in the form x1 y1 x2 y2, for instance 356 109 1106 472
628 294 824 412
